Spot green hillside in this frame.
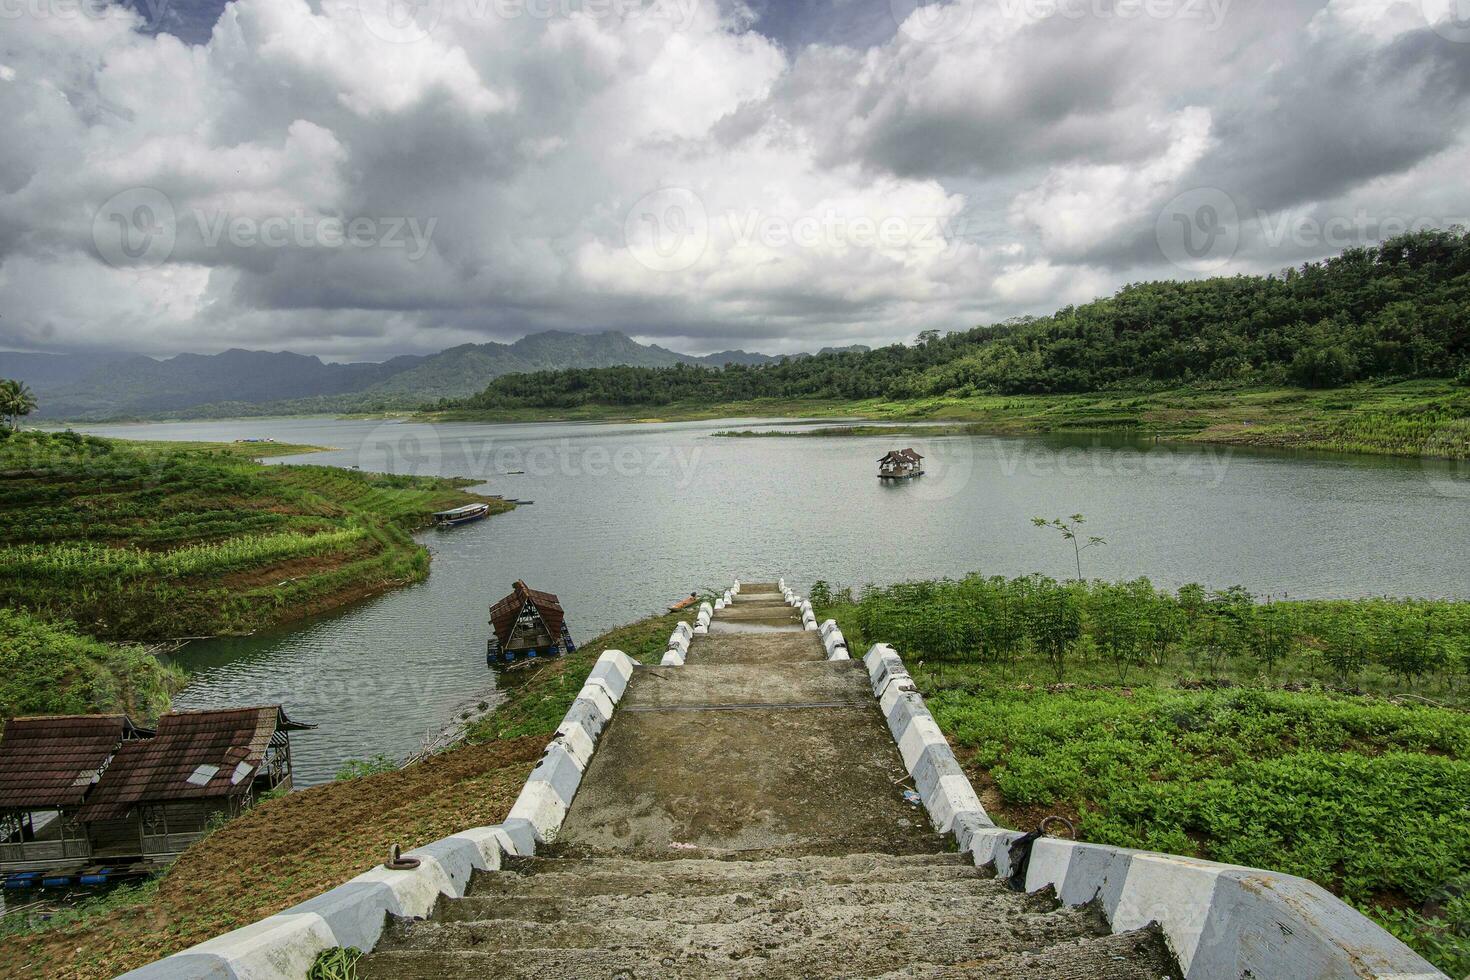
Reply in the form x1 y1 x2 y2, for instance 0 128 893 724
445 230 1470 418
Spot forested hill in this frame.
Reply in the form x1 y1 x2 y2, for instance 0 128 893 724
447 230 1470 412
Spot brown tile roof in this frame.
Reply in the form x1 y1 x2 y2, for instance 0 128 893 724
0 715 149 810
77 707 311 821
490 580 566 648
878 448 924 463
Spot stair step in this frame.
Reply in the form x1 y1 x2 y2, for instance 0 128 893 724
360 921 1178 979
515 852 971 874
860 927 1181 979
462 863 994 900
685 633 829 665
435 877 1033 925
717 605 799 619
389 902 1110 956
476 852 976 899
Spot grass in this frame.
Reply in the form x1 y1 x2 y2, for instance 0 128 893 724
816 573 1470 975
0 607 685 979
440 379 1470 460
87 439 330 459
0 429 511 718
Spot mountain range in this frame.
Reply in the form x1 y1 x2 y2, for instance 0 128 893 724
0 331 866 420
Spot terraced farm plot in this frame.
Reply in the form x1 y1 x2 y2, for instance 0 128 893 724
0 430 510 716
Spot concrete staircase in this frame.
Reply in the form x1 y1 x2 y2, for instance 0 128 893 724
357 583 1182 979
358 853 1179 978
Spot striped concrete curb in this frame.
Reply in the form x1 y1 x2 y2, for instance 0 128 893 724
117 649 641 980
665 580 737 664
820 621 849 660
863 643 1447 980
661 626 690 666
861 643 986 835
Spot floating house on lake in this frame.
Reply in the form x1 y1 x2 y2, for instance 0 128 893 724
0 715 152 871
877 448 924 479
488 581 576 666
0 707 311 874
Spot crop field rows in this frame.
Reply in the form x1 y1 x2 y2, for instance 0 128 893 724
0 430 508 718
816 574 1470 975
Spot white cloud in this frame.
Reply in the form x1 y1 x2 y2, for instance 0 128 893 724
0 0 1468 359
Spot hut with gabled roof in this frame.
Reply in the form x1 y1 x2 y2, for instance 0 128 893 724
0 715 151 871
76 706 312 861
877 447 925 479
487 581 576 666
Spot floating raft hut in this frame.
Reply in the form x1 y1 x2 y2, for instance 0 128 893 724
877 447 925 479
487 580 576 667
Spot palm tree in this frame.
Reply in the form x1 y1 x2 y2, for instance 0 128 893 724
1 379 37 430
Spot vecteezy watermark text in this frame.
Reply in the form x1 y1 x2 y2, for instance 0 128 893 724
1 0 174 27
356 424 706 488
1156 186 1470 272
91 188 437 268
889 0 1229 45
1258 209 1470 250
193 211 437 259
994 439 1234 485
354 0 700 44
624 187 968 273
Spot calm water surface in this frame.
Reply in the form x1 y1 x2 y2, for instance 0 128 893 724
77 417 1470 783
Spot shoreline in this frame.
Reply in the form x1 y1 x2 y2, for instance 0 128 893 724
33 378 1470 462
424 379 1469 461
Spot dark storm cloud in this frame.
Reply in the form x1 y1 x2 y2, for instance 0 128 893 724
0 0 1468 359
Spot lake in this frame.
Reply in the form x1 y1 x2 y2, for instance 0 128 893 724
76 417 1470 784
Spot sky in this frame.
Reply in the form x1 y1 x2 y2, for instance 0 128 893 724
1 0 1468 361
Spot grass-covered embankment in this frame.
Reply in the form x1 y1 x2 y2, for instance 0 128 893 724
0 606 691 979
0 610 184 720
0 429 510 717
814 574 1470 976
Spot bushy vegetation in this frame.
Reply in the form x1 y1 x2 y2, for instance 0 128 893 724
0 609 183 719
0 430 506 716
1 378 37 430
820 574 1470 696
448 231 1470 413
933 687 1470 976
815 573 1470 973
0 430 503 640
1 529 370 581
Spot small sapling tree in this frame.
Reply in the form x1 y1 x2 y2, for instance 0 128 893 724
1031 514 1105 581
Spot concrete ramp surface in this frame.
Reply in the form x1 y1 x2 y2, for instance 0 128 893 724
358 583 1183 978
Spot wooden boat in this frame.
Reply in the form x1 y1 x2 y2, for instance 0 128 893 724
668 593 700 613
433 503 490 527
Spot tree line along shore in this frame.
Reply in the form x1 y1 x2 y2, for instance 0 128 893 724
0 429 508 720
426 231 1469 460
